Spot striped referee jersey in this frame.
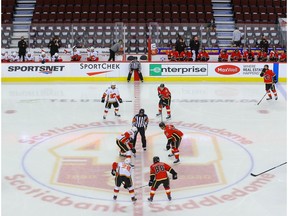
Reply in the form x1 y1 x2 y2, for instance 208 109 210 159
132 114 149 128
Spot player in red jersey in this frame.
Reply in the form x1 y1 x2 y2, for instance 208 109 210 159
196 47 209 61
279 50 287 62
230 47 242 61
156 83 172 119
269 46 279 62
111 158 137 202
147 156 178 202
260 64 278 100
257 48 268 62
243 47 255 62
218 49 229 62
159 122 183 164
179 48 193 61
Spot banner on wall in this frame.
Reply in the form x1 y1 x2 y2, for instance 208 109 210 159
149 64 208 76
1 62 130 77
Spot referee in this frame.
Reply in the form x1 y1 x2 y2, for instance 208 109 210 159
132 109 149 151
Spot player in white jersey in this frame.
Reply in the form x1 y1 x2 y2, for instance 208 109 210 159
116 127 138 158
101 82 123 119
111 158 137 202
87 46 99 61
10 52 20 62
1 51 10 62
70 46 81 61
25 52 35 62
39 51 49 63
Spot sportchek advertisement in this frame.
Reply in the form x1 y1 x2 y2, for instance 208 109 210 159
149 64 208 76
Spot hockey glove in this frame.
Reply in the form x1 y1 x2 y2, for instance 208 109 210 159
166 144 171 151
273 77 278 84
131 148 136 154
172 174 178 180
158 93 162 99
148 180 153 186
101 98 105 103
119 98 123 103
111 170 116 176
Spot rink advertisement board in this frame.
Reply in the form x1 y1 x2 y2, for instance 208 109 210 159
1 62 286 82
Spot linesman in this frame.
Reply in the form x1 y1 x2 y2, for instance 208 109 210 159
132 109 149 151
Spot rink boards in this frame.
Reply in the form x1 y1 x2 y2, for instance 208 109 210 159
1 61 287 82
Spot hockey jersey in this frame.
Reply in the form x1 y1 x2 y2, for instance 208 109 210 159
163 125 183 142
150 162 173 181
102 87 121 103
158 87 171 100
112 161 132 177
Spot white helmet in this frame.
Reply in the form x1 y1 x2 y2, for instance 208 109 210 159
12 52 17 56
90 46 94 50
54 53 59 57
131 126 138 133
41 51 45 56
111 82 116 89
124 158 131 164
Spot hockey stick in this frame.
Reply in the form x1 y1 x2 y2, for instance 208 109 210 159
134 184 149 190
251 162 287 177
257 92 267 105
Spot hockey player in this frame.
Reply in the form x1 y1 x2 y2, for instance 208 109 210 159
196 47 209 61
25 52 35 62
279 50 287 62
132 109 149 151
39 51 49 63
70 46 82 61
260 64 278 100
269 46 279 62
218 49 229 62
111 158 137 202
159 122 183 164
51 53 63 62
257 48 268 62
179 48 193 61
169 46 179 61
1 51 10 62
147 156 177 202
10 52 20 62
127 57 144 82
230 47 242 62
101 83 123 119
243 47 255 62
156 83 172 119
87 46 99 61
116 127 138 158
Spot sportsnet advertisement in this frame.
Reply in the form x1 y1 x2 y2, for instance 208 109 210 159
1 62 129 77
149 64 208 76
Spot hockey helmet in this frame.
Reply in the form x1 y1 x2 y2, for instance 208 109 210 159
264 64 269 69
12 52 17 56
124 158 131 164
159 122 165 129
131 126 138 133
111 82 116 89
54 53 59 57
41 51 46 56
139 108 144 115
153 156 160 163
160 83 165 88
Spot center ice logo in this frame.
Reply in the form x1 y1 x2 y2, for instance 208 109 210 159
20 122 254 202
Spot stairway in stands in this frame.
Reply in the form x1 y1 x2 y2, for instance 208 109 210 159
211 0 235 47
10 0 35 48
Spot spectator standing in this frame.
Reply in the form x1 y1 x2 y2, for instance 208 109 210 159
131 109 149 151
111 158 137 202
232 27 242 47
189 36 200 61
175 37 186 54
127 57 143 82
147 156 178 202
259 35 269 53
18 36 28 62
48 36 61 59
108 39 123 61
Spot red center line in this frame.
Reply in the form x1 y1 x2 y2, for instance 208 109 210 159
133 82 144 216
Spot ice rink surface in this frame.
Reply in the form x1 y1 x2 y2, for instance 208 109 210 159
2 82 287 216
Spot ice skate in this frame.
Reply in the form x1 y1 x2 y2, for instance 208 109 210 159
167 195 172 201
166 115 171 119
266 96 272 100
131 197 137 202
173 159 180 164
115 112 121 117
113 195 117 200
168 153 174 157
156 113 162 117
275 96 278 100
103 115 106 119
147 197 153 202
